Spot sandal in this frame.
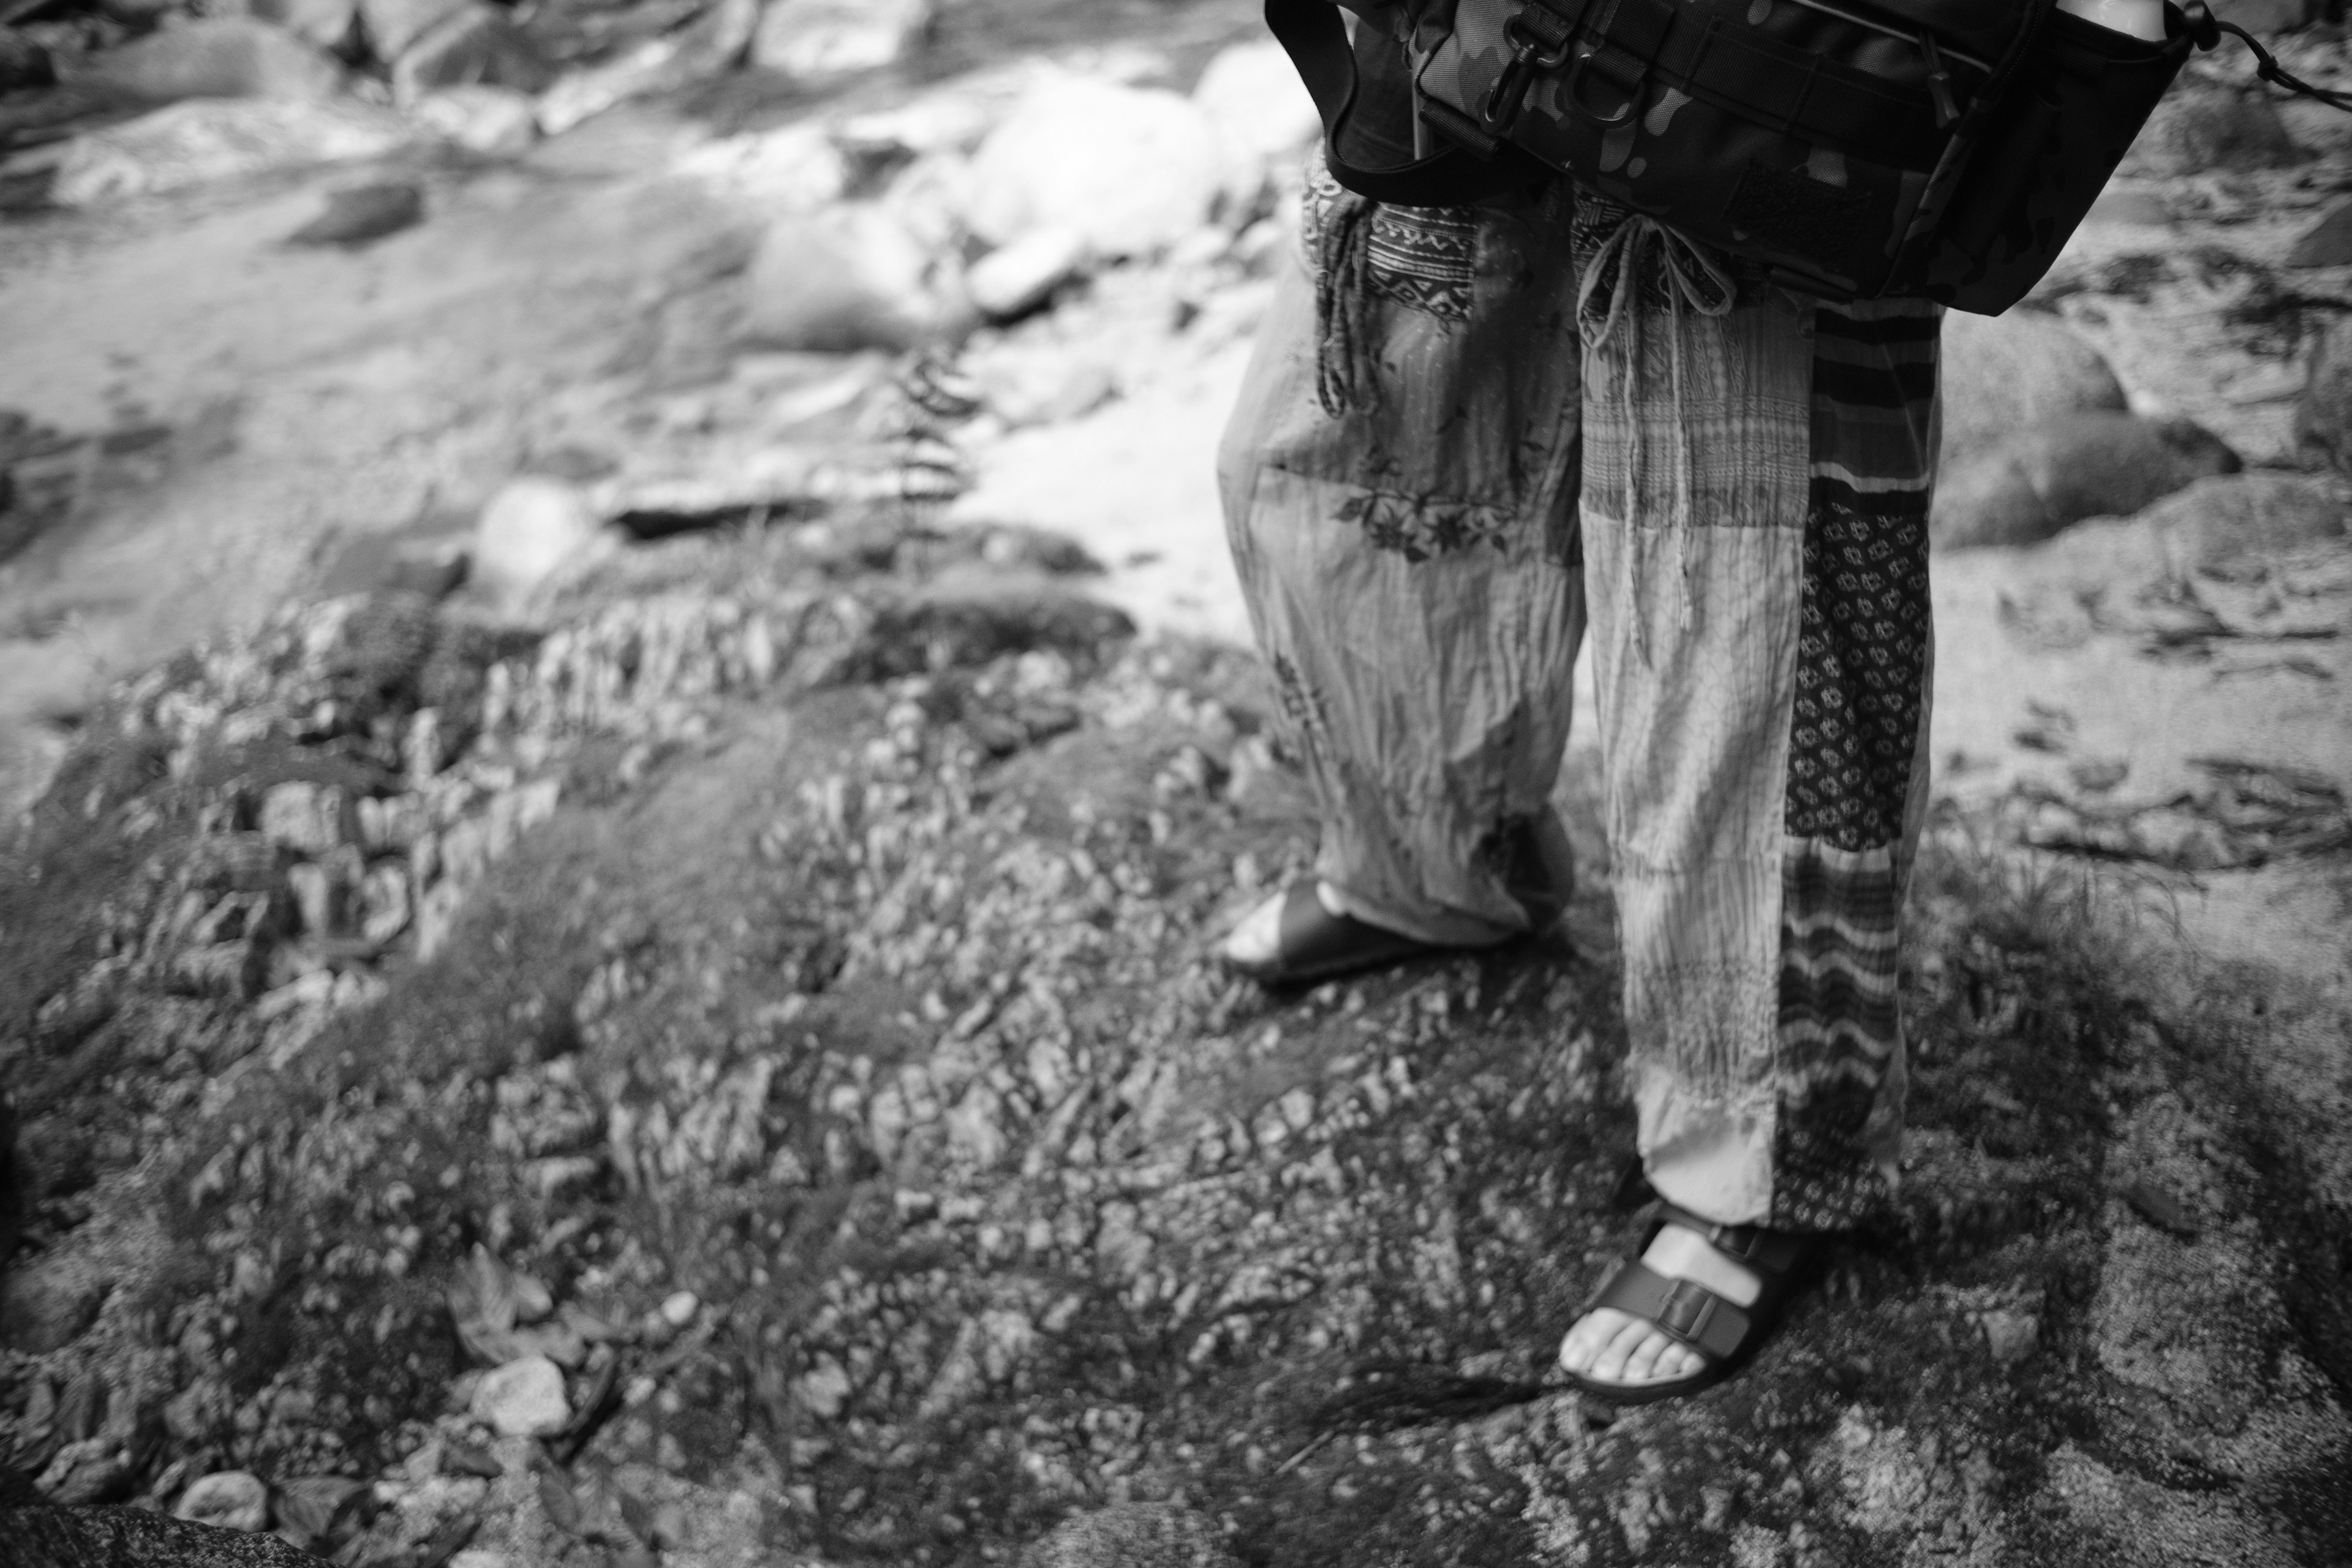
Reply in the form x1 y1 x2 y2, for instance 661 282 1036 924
1557 1203 1816 1406
1218 880 1449 988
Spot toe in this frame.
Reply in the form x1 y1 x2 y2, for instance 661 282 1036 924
1590 1317 1653 1382
1619 1328 1675 1384
1556 1310 1621 1374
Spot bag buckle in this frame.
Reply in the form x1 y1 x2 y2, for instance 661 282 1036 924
1482 6 1578 133
1561 44 1645 129
1918 34 1959 130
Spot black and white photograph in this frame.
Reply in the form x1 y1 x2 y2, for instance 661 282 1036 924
1 0 2348 1562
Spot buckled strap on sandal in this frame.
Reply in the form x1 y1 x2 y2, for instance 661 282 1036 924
1655 1202 1808 1277
1585 1257 1752 1363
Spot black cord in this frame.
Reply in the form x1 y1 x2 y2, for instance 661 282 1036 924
2210 17 2352 115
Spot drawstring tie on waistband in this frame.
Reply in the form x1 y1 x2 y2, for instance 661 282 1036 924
1576 215 1736 668
1314 186 1383 418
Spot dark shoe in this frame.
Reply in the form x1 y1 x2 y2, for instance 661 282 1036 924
1556 1204 1816 1406
1219 880 1450 987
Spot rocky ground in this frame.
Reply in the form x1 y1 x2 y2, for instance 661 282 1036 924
3 1 2352 1566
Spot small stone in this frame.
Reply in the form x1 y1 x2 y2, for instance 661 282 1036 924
2288 197 2352 269
410 85 538 157
471 1355 569 1438
2121 1178 2201 1237
360 0 470 60
2299 318 2352 478
967 226 1090 320
472 477 603 612
1980 1309 2039 1366
356 861 412 946
751 0 933 81
794 1359 851 1420
391 5 555 105
660 1289 699 1329
260 780 361 855
287 182 424 249
176 1469 270 1532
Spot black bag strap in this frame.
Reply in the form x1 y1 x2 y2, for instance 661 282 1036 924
2183 2 2352 113
1263 0 1551 205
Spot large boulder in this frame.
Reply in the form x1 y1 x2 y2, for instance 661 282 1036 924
390 4 555 104
532 0 756 135
2133 472 2348 571
751 0 932 82
2288 197 2352 269
2298 317 2352 477
1931 412 2241 549
1 1502 326 1566
2121 80 2303 178
62 17 344 104
0 29 54 93
1937 310 2128 472
50 99 413 206
236 0 358 52
357 0 469 62
737 203 973 352
1191 39 1321 177
963 74 1230 258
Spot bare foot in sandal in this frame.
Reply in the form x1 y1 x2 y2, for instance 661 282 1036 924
1556 1208 1811 1403
1558 1224 1764 1389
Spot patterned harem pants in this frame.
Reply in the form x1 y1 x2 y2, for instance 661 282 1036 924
1218 159 1940 1232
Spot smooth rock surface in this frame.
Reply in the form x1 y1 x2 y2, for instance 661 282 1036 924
1939 310 2129 471
358 0 470 62
63 17 343 105
1190 39 1320 173
175 1471 270 1533
285 181 424 247
473 478 603 611
2287 196 2352 269
409 85 538 156
391 6 555 104
750 0 933 81
2299 317 2352 477
2136 471 2349 569
737 203 971 352
968 225 1090 320
49 99 414 206
963 75 1228 258
238 0 359 51
1932 412 2241 549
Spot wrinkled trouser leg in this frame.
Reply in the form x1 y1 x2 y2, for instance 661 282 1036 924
1576 217 1941 1234
1217 162 1588 949
1220 168 1939 1234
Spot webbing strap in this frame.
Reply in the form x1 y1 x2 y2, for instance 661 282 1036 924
1488 0 1950 165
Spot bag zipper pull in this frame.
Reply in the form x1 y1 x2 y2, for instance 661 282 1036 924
1919 33 1959 129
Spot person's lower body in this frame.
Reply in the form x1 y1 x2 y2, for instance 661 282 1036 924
1217 157 1941 1399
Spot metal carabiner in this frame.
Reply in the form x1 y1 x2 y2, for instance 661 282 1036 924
1481 9 1578 134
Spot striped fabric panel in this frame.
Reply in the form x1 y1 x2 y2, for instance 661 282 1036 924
1767 297 1940 1232
1809 298 1940 515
